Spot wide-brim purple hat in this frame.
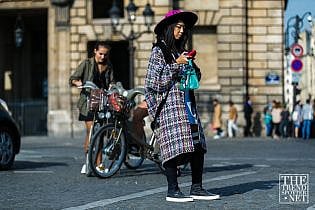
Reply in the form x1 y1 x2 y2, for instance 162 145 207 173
154 10 198 34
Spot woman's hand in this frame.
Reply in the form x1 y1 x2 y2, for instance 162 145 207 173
72 79 82 87
175 52 188 64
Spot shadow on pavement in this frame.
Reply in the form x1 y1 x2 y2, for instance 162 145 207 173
109 163 253 179
13 161 68 170
203 163 253 173
209 180 278 196
106 163 164 178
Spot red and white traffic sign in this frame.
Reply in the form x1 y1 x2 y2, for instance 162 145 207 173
291 58 303 72
291 44 304 57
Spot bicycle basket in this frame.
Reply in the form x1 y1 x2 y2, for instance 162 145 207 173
108 92 127 113
88 89 105 111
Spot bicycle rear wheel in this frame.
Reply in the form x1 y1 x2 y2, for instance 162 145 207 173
88 124 126 178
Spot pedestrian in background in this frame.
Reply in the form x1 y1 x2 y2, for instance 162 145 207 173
263 103 272 137
271 100 282 139
302 99 313 139
227 100 238 138
212 98 224 139
69 41 115 174
292 100 302 138
244 96 253 137
145 9 220 202
252 112 262 137
280 104 290 138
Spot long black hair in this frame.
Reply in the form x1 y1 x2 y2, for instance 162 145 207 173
155 21 192 63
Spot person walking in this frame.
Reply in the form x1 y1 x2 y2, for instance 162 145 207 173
271 101 282 139
280 104 290 138
227 100 238 138
302 99 314 139
244 96 253 137
263 103 272 137
69 41 115 174
145 9 220 202
292 100 302 138
212 99 224 139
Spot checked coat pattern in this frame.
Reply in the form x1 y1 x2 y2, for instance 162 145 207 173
144 46 206 165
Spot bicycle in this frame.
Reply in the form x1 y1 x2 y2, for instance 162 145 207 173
78 81 115 176
87 87 165 178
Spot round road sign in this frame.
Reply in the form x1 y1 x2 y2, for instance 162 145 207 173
291 44 304 57
291 58 303 72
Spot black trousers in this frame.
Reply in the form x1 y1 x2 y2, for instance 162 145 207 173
164 143 204 193
244 118 252 137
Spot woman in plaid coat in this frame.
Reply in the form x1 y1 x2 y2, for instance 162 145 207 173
145 10 220 202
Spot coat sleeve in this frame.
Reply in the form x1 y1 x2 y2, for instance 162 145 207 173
69 60 87 86
145 47 182 93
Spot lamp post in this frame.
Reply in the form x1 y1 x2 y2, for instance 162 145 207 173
285 12 312 109
109 0 154 88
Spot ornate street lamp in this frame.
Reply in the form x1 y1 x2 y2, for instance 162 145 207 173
285 12 313 108
285 12 312 54
109 0 154 88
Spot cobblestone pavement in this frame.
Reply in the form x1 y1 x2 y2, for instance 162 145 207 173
1 136 315 209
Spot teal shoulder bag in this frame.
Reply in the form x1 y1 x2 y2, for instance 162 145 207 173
180 59 200 91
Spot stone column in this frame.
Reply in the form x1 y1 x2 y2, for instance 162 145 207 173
47 3 72 137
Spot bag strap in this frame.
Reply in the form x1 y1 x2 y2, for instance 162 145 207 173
152 83 174 129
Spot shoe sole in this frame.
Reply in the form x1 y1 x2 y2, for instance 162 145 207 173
190 195 220 200
166 197 194 202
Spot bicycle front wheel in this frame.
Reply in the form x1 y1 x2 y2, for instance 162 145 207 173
88 124 126 178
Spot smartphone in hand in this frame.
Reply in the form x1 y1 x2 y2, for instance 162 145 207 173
186 49 196 59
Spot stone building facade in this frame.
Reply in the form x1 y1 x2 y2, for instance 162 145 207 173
0 0 286 137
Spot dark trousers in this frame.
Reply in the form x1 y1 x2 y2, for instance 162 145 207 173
280 120 289 138
216 128 223 136
164 143 204 193
244 118 252 137
273 122 281 137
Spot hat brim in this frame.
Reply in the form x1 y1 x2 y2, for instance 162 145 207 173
154 11 198 34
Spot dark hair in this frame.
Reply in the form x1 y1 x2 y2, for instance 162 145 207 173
159 21 191 54
295 100 300 106
94 41 111 52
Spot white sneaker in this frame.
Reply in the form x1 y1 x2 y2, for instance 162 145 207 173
220 131 225 138
213 135 220 139
81 164 86 174
96 164 109 173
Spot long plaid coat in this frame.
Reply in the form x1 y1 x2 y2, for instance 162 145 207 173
144 46 206 165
